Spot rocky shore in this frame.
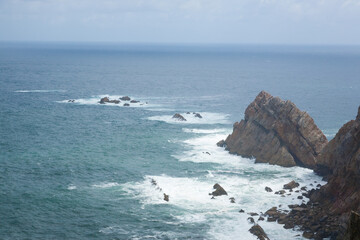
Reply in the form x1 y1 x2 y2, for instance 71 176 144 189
220 91 360 239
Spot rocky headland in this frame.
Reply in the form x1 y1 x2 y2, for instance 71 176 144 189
220 91 360 239
219 91 328 168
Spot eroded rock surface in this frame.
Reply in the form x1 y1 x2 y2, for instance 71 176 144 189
221 91 328 168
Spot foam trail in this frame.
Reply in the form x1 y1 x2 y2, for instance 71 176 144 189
148 112 230 125
92 182 120 188
121 128 326 239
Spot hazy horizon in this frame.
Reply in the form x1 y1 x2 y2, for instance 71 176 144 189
1 0 360 45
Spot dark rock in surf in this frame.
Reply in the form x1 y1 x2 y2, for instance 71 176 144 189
265 187 273 192
283 180 299 190
249 224 270 240
120 96 131 101
194 113 203 118
123 103 130 107
172 113 186 121
163 193 169 202
100 97 110 104
211 183 227 196
130 100 139 103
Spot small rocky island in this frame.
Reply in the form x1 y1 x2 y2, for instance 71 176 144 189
218 91 328 168
219 91 360 239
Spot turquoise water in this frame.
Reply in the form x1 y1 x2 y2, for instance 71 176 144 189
1 43 360 239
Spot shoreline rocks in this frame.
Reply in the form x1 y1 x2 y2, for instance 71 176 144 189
211 183 227 196
219 91 328 168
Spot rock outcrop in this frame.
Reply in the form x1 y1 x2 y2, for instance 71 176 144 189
249 224 270 240
220 91 328 168
211 183 227 196
172 113 186 121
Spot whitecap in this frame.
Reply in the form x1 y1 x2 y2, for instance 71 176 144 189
67 184 77 190
92 182 120 188
182 128 228 134
148 112 230 125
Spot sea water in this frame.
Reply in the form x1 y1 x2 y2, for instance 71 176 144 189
1 43 360 239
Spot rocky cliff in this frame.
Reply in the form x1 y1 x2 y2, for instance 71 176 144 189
221 91 328 168
307 106 360 239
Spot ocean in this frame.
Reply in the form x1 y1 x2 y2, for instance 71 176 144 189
1 43 360 239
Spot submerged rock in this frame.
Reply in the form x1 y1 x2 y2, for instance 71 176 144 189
130 100 139 103
123 103 130 107
172 113 186 121
211 183 227 196
220 91 328 168
249 224 270 240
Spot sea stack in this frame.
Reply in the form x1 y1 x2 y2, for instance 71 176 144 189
220 91 328 168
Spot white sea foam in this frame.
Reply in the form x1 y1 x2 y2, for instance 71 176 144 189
182 128 228 134
148 112 230 124
92 182 120 188
58 95 158 108
122 128 326 240
15 89 66 93
67 184 77 190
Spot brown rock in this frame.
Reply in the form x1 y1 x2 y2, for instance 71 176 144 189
283 180 299 190
222 91 328 168
343 211 360 240
163 193 169 202
211 183 227 196
249 224 270 240
120 96 131 101
100 97 110 104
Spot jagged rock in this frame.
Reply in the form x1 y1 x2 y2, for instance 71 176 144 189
249 224 270 240
120 96 131 101
265 187 273 192
211 183 227 196
217 140 226 147
130 100 139 103
172 113 186 121
194 113 202 118
258 216 265 221
163 193 169 202
283 180 299 190
247 217 255 224
221 91 328 168
100 97 110 104
239 209 245 213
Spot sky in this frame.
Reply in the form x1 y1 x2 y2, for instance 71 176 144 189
1 0 360 45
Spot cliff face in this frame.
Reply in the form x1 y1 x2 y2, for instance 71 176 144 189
308 107 360 238
223 91 328 168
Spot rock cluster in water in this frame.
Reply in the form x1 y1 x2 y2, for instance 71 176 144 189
99 96 145 107
224 91 360 239
172 112 203 121
219 91 328 168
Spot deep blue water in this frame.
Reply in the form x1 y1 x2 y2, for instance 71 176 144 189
0 43 360 239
